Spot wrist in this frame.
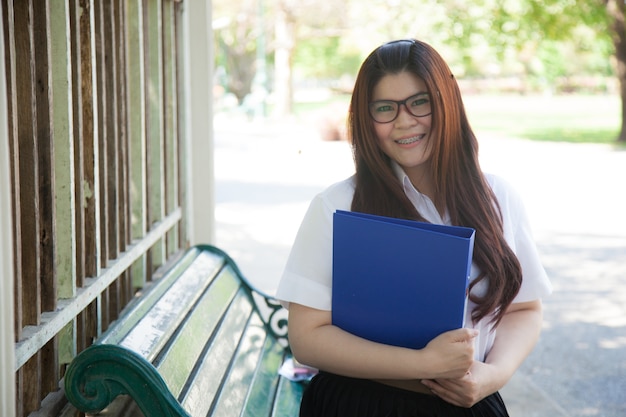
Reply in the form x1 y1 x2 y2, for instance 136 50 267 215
475 361 508 394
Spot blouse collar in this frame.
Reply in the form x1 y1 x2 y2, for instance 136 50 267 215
390 161 451 225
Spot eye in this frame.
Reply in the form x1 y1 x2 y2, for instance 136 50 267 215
372 102 395 113
409 94 429 107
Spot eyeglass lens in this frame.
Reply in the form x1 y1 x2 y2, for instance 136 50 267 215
369 92 432 123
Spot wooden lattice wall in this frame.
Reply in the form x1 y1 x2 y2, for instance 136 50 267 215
2 0 188 414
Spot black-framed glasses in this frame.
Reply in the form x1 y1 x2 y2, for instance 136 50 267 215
369 92 432 124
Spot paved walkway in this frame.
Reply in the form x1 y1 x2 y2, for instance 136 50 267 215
214 114 626 417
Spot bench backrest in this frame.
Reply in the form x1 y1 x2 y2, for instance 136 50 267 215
64 245 301 417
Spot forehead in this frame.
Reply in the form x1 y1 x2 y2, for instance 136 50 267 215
372 72 427 101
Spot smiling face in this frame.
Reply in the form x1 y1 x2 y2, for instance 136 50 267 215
372 71 434 189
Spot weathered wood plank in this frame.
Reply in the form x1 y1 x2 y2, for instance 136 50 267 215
49 0 78 376
50 0 77 300
69 0 86 289
94 0 109 267
155 267 241 397
99 243 208 346
172 0 189 248
117 251 227 360
241 336 285 417
76 308 87 354
23 353 41 414
84 300 98 355
145 0 166 274
7 11 48 410
94 0 114 332
126 0 147 288
57 322 76 372
33 0 57 316
103 0 120 265
114 0 133 316
15 0 41 329
15 367 23 416
211 315 267 417
2 0 24 342
101 287 110 332
179 292 254 417
113 0 129 257
162 0 179 256
271 375 306 417
79 0 100 279
41 336 59 394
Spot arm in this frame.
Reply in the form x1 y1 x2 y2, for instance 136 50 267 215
421 299 543 407
288 302 479 381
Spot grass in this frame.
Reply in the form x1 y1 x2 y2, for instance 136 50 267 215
462 94 621 144
293 92 622 145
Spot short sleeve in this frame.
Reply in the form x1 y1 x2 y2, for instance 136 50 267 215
276 178 355 310
488 174 552 303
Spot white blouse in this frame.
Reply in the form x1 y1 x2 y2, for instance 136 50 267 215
276 167 552 361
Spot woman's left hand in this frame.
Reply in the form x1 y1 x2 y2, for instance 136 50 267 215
421 360 491 407
422 300 544 408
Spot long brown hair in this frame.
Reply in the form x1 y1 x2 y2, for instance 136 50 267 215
348 39 522 324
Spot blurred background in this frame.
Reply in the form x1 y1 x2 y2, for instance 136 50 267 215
212 0 621 143
211 1 625 416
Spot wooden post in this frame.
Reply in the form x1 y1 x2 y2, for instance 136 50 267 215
126 0 148 288
145 0 166 274
162 0 179 256
0 0 18 414
49 0 77 368
178 0 215 246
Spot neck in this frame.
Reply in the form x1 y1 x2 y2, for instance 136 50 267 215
406 166 434 199
406 169 446 219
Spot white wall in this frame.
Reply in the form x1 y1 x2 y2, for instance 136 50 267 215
179 0 216 245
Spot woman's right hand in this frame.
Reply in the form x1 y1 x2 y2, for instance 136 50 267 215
421 328 478 379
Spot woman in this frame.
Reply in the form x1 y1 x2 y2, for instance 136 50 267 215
276 39 552 417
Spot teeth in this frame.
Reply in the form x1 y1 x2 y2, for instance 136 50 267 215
396 136 421 145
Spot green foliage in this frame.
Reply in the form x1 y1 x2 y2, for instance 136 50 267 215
294 37 362 79
214 0 619 113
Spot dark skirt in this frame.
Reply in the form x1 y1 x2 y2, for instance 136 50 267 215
300 372 510 417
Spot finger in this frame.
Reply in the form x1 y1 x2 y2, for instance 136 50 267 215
424 377 463 391
452 328 479 342
423 381 465 407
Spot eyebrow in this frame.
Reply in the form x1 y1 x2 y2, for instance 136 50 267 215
371 91 429 102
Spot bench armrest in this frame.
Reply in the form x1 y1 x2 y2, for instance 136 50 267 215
64 344 190 417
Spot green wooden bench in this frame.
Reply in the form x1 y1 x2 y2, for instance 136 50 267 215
64 245 307 417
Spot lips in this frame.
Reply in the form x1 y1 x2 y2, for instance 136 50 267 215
394 134 424 145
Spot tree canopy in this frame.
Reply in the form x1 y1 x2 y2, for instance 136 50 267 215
213 0 624 140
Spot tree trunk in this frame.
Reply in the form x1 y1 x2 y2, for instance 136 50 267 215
608 0 626 142
273 2 295 117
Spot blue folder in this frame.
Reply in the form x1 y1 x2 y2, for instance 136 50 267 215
331 210 475 349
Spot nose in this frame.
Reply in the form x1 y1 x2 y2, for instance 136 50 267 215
394 103 417 126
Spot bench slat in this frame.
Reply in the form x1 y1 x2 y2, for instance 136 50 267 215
155 266 241 398
180 289 253 416
241 335 287 417
210 314 268 417
272 376 307 417
106 250 224 360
